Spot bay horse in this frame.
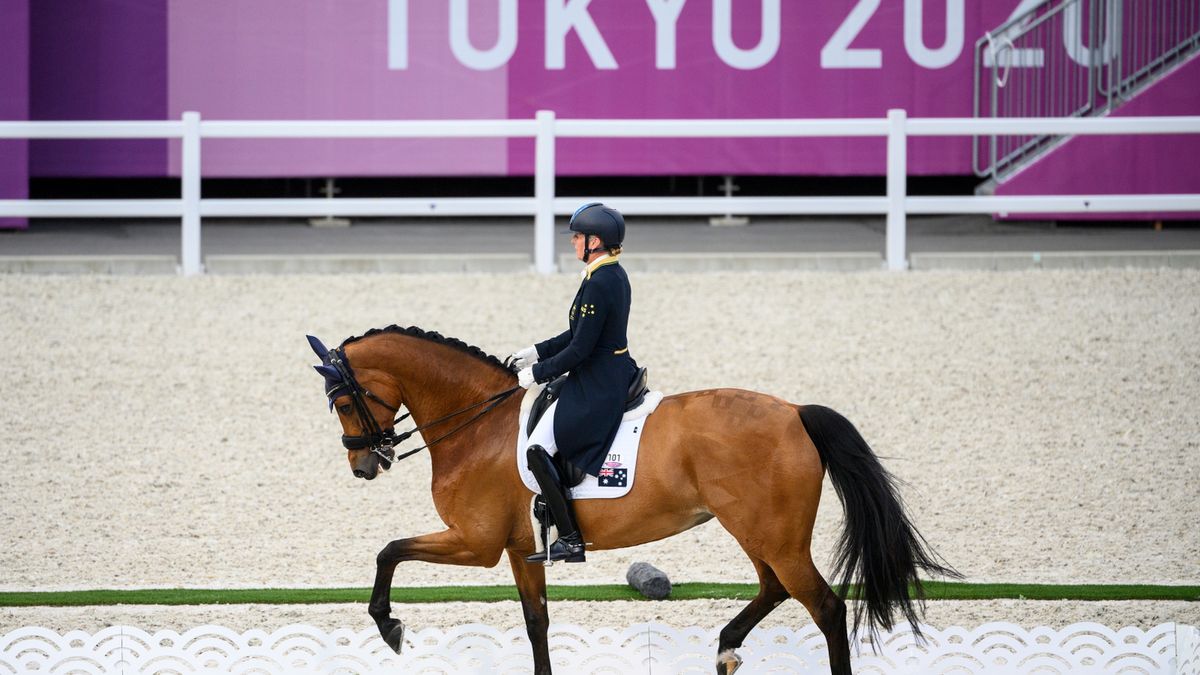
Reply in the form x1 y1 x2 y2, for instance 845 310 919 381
307 326 957 675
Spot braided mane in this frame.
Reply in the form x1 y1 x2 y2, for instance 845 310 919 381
340 325 517 374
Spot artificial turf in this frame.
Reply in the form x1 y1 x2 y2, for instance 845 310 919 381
0 582 1196 607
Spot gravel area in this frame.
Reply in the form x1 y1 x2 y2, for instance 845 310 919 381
1 270 1197 631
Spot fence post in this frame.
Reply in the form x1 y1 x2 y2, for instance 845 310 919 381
181 111 203 276
886 108 908 271
534 110 557 275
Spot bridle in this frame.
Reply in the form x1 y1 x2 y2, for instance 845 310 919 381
325 347 520 468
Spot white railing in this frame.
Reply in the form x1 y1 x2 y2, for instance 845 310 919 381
2 110 1199 275
2 622 1197 674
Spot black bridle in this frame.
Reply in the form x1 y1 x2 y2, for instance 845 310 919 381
326 347 520 468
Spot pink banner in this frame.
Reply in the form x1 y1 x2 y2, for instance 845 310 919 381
165 0 1034 177
4 0 1180 187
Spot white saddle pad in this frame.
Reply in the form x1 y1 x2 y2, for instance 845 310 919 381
516 382 663 500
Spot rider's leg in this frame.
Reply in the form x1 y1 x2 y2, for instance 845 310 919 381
526 401 559 455
524 401 585 563
524 445 585 563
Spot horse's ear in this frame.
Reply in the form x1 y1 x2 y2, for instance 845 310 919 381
314 365 340 380
307 335 330 361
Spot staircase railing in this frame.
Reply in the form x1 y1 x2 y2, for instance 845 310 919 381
1104 0 1200 98
974 0 1200 182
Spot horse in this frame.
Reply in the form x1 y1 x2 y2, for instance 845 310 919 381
307 325 957 675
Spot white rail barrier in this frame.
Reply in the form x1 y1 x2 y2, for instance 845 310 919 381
1 111 1198 275
2 622 1197 674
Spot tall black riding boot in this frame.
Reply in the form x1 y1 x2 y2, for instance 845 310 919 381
524 445 586 563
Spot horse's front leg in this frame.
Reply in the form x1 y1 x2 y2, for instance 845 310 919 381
507 549 551 674
368 529 491 653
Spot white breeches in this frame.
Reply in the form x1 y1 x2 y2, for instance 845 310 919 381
527 400 560 457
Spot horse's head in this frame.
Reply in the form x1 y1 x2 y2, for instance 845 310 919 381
308 335 403 481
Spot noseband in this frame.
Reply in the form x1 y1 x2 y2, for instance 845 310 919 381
326 347 405 467
326 347 520 467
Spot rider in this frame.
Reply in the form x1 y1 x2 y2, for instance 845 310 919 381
512 202 638 564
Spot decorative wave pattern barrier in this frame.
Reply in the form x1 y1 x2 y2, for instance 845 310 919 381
2 622 1198 674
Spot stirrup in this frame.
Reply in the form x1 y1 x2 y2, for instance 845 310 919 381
526 531 586 564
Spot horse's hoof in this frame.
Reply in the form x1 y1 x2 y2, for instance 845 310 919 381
384 621 406 654
716 649 742 675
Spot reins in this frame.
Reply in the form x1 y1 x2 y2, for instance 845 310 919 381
385 384 522 462
328 346 520 466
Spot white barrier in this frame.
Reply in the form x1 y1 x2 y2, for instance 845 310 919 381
1 112 1199 275
2 622 1198 674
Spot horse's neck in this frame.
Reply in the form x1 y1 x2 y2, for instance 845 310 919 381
361 335 514 468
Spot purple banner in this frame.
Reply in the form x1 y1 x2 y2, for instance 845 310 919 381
504 0 988 176
1 0 29 228
30 0 167 177
19 0 1198 186
166 1 508 177
161 0 1025 177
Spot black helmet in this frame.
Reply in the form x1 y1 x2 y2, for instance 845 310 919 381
569 202 625 247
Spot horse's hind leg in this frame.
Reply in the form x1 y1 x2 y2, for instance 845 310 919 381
768 556 851 675
715 558 789 675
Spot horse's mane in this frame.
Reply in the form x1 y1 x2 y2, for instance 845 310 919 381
340 325 517 375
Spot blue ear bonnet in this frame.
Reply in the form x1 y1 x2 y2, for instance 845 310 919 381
308 335 351 410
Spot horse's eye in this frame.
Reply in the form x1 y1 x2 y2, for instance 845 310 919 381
337 404 352 415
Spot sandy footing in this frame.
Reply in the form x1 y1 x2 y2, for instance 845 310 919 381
1 270 1197 629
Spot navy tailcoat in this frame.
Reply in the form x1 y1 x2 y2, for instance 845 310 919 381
532 257 638 476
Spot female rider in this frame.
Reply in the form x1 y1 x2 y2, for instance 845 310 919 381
512 202 638 564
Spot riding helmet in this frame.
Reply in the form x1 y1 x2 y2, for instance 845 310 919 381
568 202 625 246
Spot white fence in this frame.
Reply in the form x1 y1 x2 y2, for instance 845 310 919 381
3 622 1198 674
1 110 1199 275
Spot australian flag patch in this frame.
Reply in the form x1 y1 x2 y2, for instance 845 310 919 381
598 464 628 488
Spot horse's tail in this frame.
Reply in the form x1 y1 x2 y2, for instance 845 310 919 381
798 404 960 640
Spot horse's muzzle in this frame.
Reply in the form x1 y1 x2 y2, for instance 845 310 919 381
352 452 382 480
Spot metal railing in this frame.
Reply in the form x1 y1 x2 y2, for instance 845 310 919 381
1 110 1199 274
1105 0 1200 98
974 0 1200 181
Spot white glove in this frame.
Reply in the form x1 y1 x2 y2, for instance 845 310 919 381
510 345 539 370
518 367 536 388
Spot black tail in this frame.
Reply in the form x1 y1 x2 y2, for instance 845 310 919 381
799 404 960 640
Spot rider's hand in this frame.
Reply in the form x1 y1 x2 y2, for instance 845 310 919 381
518 367 536 388
510 345 539 369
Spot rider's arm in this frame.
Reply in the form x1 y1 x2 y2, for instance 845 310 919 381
532 281 609 383
535 329 572 361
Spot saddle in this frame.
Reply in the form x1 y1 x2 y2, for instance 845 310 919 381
526 367 649 488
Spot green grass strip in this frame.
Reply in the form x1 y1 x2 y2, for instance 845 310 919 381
917 582 1200 602
0 583 1196 608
